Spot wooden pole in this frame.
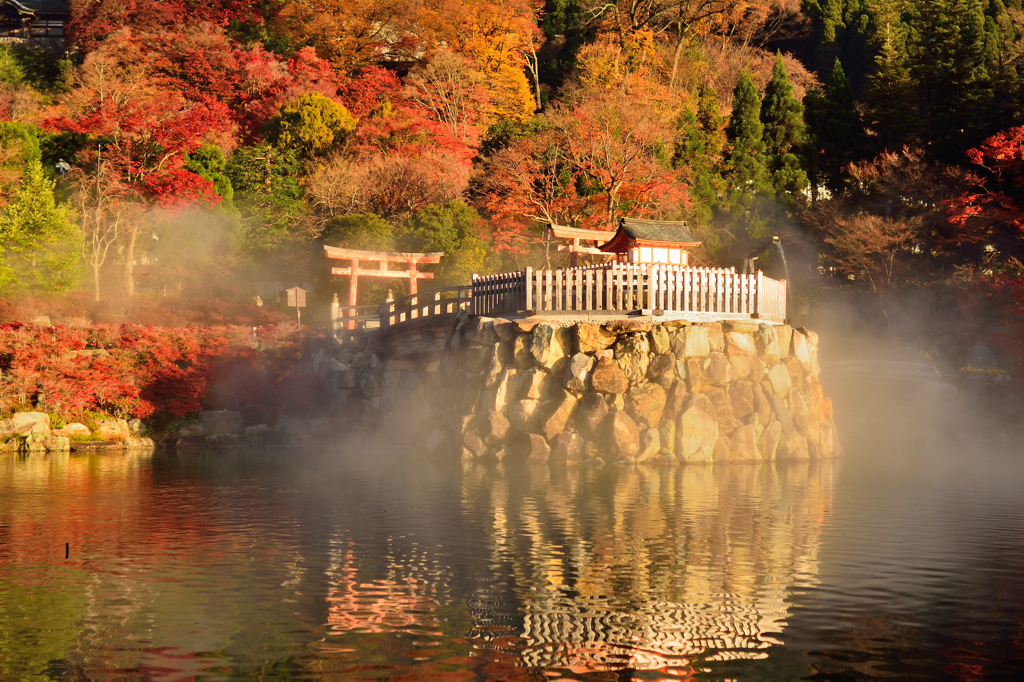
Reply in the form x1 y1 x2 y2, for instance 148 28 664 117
408 259 418 296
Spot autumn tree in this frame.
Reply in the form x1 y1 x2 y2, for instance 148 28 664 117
45 39 232 299
478 88 687 251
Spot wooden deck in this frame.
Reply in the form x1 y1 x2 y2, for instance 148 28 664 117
330 265 788 345
472 264 788 323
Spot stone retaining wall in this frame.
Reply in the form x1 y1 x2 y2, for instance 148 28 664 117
421 315 841 464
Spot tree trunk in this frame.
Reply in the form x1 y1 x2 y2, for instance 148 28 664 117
123 226 138 299
93 262 101 302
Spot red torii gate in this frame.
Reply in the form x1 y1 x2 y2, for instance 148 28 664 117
548 224 614 267
324 245 443 329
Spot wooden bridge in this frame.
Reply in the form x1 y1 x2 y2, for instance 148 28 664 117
330 264 787 354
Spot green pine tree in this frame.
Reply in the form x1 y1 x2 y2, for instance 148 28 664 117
909 0 992 158
804 59 866 195
984 0 1024 130
724 71 773 236
0 159 81 293
674 85 726 205
761 53 810 203
865 19 920 150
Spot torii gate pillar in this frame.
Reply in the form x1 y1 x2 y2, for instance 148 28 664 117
324 246 444 329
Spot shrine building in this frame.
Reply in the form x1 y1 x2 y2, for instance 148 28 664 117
599 217 701 265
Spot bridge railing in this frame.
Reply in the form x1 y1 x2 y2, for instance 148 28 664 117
330 303 381 337
378 286 473 332
473 264 787 322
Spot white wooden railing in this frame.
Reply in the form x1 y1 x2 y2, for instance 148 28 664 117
472 264 787 322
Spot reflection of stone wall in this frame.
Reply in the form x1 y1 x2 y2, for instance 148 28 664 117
460 461 837 672
429 316 842 464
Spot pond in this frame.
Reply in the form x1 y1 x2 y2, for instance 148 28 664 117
1 389 1023 680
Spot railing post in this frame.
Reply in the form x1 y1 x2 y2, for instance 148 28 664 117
330 293 339 338
524 267 532 312
471 274 479 316
754 271 763 318
379 301 389 332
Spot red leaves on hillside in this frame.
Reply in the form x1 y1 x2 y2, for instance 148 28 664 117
946 126 1024 244
68 0 262 53
0 324 322 425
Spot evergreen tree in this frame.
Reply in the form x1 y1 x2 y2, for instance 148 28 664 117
803 0 874 90
984 0 1024 131
865 19 919 150
0 159 81 293
804 59 866 195
724 72 773 236
909 0 992 158
674 85 726 205
761 53 810 203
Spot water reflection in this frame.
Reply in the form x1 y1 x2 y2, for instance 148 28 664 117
1 450 837 679
459 461 836 673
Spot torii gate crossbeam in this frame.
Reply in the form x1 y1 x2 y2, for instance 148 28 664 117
324 246 444 329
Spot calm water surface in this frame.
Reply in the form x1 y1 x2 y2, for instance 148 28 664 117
2 392 1023 680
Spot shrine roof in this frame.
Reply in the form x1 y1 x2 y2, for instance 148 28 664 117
618 218 699 244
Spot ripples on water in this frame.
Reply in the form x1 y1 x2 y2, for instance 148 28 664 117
1 413 1023 679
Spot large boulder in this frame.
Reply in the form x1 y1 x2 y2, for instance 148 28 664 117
484 411 510 445
649 325 671 355
647 353 675 389
705 322 725 352
96 419 130 441
552 431 583 463
609 411 640 459
591 358 629 394
759 421 783 459
199 410 243 436
540 390 579 440
507 399 542 434
728 381 755 419
767 362 793 397
576 392 610 440
701 386 736 434
676 394 718 463
565 352 594 392
1 412 50 438
575 323 616 353
58 423 91 438
531 323 569 370
614 333 650 385
675 325 710 358
637 428 661 462
518 368 558 400
626 383 666 427
728 424 762 461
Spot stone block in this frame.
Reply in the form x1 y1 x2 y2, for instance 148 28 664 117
603 320 651 334
465 316 499 346
725 330 757 357
565 352 594 392
676 394 718 463
541 390 579 440
684 357 705 393
759 421 783 459
58 423 91 438
713 435 731 461
662 381 688 423
513 334 534 369
7 412 49 437
591 358 629 394
42 435 70 451
786 357 805 389
519 368 557 400
493 319 516 341
756 323 780 359
729 424 762 461
705 323 725 352
752 383 772 424
768 362 793 397
614 333 650 385
462 428 487 458
626 383 666 427
724 320 760 333
484 411 510 444
792 329 811 370
358 373 382 398
728 381 755 418
507 399 541 434
705 352 735 384
649 325 671 355
575 323 616 353
677 325 710 358
96 419 130 441
531 323 570 370
125 437 155 450
777 430 809 460
701 386 736 434
199 410 243 436
609 411 640 460
552 431 583 463
577 392 610 440
637 428 661 462
647 353 675 389
777 325 793 358
658 419 676 455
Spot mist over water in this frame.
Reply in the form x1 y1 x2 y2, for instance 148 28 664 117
1 359 1023 679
